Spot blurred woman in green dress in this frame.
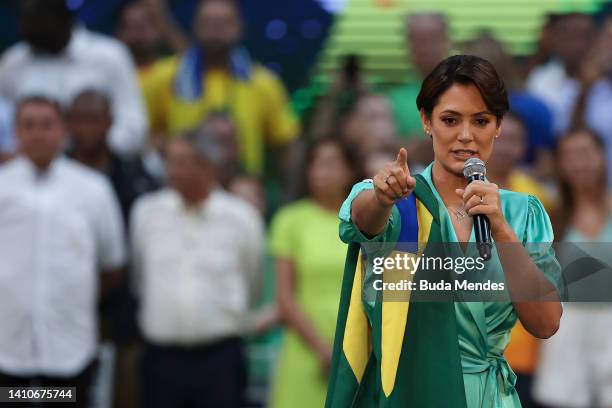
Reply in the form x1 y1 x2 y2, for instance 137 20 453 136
535 129 612 408
269 138 360 408
327 55 563 408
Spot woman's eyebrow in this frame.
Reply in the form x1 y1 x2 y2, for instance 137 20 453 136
440 109 461 115
440 109 494 116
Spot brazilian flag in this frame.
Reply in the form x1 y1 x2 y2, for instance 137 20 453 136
326 174 467 407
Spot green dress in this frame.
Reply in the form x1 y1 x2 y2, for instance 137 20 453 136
269 199 348 408
337 163 561 408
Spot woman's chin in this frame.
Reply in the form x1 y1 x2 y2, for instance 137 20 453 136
437 159 466 178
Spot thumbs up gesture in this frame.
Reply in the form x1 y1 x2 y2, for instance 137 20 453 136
373 148 416 207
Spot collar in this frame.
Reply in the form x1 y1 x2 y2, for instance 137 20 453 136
168 188 222 215
28 25 85 61
14 155 64 182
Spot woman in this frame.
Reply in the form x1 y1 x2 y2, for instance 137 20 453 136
534 129 612 408
326 55 562 408
269 138 360 408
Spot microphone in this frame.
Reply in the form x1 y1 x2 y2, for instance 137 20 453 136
463 158 492 261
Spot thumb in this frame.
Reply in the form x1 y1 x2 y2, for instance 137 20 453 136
396 148 409 171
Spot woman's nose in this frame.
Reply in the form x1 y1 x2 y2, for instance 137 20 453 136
457 123 473 142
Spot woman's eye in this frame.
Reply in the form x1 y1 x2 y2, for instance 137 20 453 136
475 118 490 126
442 117 457 125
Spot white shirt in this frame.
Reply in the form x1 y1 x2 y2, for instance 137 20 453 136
131 188 264 346
0 27 147 156
527 60 612 184
0 157 126 376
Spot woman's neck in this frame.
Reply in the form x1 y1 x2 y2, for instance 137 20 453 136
573 185 607 212
312 190 345 213
180 185 212 208
569 187 610 239
431 161 468 207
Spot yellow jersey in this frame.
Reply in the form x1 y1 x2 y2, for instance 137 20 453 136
143 56 299 174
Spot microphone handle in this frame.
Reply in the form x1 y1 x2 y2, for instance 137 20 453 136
467 174 492 261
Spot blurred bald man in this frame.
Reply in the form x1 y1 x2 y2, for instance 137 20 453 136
406 13 450 78
387 12 450 163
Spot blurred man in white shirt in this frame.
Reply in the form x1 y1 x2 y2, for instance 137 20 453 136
0 0 147 157
0 96 126 407
131 128 264 408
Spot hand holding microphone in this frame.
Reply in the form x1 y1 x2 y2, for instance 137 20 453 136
455 158 508 261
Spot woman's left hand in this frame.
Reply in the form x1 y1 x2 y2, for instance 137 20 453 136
455 181 510 237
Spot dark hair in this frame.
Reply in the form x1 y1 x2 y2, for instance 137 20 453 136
70 89 112 112
15 95 64 121
300 137 361 198
556 12 592 24
19 0 73 19
416 54 509 121
552 128 607 239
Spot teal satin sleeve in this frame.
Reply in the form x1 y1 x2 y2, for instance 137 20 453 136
337 180 403 321
456 192 562 408
338 180 401 244
523 195 563 293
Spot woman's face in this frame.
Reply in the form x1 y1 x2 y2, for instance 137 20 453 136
558 131 605 190
308 142 353 198
422 83 500 176
342 95 395 146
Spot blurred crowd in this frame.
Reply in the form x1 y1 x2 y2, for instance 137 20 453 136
1 0 612 407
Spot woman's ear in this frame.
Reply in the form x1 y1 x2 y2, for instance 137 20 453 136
495 116 504 138
419 108 431 137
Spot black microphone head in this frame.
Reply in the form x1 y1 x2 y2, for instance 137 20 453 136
463 158 486 179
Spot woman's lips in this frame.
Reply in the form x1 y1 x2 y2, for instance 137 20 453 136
451 150 478 159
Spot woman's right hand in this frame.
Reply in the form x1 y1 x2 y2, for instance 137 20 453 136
372 148 416 207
